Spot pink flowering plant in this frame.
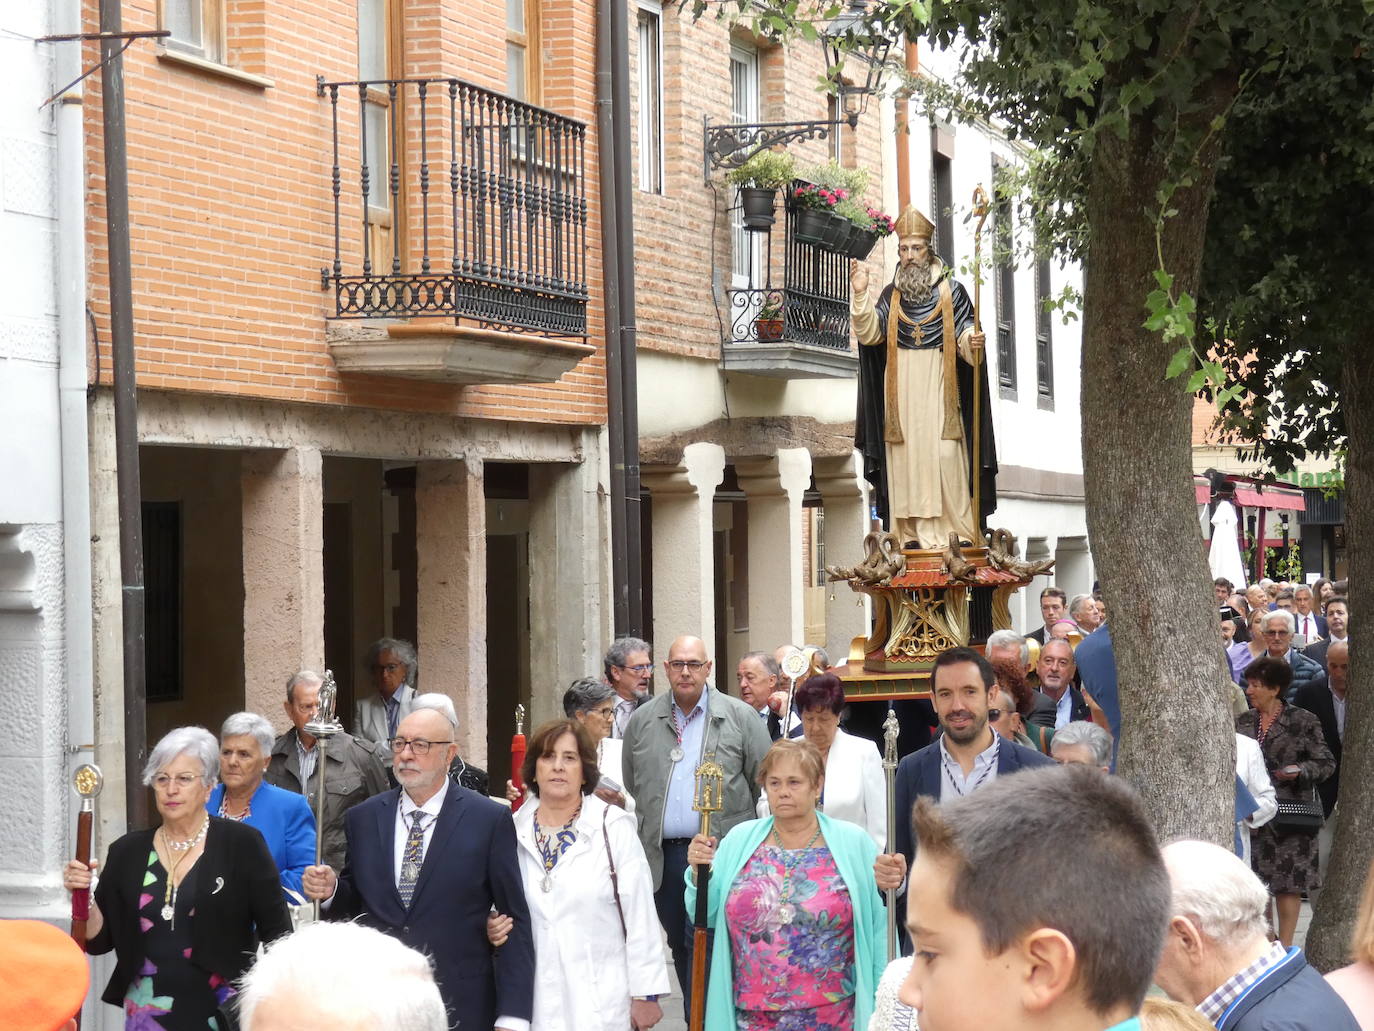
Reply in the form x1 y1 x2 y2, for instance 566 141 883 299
867 208 896 237
792 183 847 212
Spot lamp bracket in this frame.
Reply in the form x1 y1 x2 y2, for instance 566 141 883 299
702 116 858 184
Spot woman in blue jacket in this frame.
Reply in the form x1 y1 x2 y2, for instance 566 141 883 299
207 712 315 902
687 738 886 1031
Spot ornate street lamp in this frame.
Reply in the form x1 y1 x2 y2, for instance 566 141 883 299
702 0 894 178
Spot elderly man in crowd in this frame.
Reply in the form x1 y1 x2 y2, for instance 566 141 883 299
736 649 780 736
1154 840 1358 1030
239 921 448 1031
1069 593 1102 633
1036 637 1091 728
622 634 772 1022
1303 595 1348 669
1255 609 1326 697
604 635 653 738
986 628 1057 730
1049 720 1113 772
267 670 389 873
355 637 419 772
304 693 534 1030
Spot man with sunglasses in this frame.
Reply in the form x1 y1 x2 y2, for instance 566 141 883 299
304 694 534 1031
621 634 772 1022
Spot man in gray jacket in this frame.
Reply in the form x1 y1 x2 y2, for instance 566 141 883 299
622 634 772 1021
267 670 389 872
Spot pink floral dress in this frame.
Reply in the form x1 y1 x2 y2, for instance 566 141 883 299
724 842 856 1031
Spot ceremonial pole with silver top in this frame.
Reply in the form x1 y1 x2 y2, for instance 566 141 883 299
304 669 344 921
883 704 901 961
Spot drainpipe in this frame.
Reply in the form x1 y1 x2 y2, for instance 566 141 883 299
55 0 95 812
596 0 643 637
99 0 149 828
894 39 918 210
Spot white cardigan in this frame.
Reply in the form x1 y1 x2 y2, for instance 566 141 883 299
757 728 889 850
513 794 669 1031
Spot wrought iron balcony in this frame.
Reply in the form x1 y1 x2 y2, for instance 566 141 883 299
317 75 589 349
723 197 858 378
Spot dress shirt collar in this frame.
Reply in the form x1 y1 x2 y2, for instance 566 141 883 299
399 776 450 823
1197 940 1289 1024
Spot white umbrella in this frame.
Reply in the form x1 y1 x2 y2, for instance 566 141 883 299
1208 500 1248 588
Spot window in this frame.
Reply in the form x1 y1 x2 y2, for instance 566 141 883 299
506 0 542 104
358 0 401 259
161 0 225 64
636 5 663 193
729 45 762 289
931 123 955 268
992 159 1017 398
142 502 183 703
1035 254 1055 408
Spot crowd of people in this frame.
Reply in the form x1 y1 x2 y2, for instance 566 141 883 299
12 570 1364 1030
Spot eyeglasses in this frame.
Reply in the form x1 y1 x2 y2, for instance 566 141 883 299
388 737 453 755
153 773 200 790
1262 629 1290 637
617 663 653 673
371 663 404 674
589 705 616 718
667 660 708 672
987 709 1002 722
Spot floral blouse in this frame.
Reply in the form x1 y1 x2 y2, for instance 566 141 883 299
725 842 856 1015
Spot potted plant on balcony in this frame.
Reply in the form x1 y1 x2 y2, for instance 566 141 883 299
797 161 873 252
726 150 797 230
754 292 785 341
834 197 875 258
790 182 846 246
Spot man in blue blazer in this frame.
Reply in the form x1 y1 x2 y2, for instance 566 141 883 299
304 696 534 1030
875 646 1055 942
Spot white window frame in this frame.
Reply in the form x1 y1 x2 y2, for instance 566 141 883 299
636 1 664 194
729 44 762 291
160 0 226 65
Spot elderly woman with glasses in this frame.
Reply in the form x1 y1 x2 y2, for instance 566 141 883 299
207 712 317 901
61 727 292 1029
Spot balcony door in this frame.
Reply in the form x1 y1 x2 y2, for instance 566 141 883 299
730 45 763 292
358 0 403 276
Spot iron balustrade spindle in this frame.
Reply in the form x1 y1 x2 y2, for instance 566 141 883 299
317 74 588 337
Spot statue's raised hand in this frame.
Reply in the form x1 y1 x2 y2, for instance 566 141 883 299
849 259 869 298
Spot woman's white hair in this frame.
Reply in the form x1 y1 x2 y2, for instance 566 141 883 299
142 726 219 787
238 921 447 1031
1050 720 1113 768
411 692 459 733
221 711 275 757
1162 839 1271 946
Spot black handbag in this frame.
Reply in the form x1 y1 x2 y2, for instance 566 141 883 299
1273 789 1324 834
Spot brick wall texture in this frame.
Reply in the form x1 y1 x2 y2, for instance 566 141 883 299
81 1 885 424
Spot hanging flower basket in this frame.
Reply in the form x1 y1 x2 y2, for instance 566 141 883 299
739 188 778 230
845 227 879 260
794 207 831 246
818 212 853 252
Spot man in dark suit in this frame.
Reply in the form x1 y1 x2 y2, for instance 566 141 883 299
1302 596 1348 670
1035 638 1091 728
1292 585 1327 643
874 646 1055 930
1027 586 1067 644
304 695 534 1030
985 629 1058 729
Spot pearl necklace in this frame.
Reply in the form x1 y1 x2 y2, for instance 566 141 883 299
160 817 209 925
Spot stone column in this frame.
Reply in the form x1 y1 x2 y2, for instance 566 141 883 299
641 442 725 654
736 448 812 653
529 433 612 728
814 452 872 662
241 447 325 725
415 458 487 764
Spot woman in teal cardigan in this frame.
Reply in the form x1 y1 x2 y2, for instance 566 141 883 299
686 738 887 1031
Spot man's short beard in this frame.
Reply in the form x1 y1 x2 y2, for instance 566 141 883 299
894 259 934 301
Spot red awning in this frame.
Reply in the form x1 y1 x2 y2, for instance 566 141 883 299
1194 482 1305 511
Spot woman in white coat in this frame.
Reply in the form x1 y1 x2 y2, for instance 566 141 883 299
493 718 668 1031
757 673 888 849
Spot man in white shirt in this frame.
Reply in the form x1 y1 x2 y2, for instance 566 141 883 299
1035 638 1090 728
1293 585 1326 643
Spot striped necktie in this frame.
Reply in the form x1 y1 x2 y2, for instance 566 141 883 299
398 810 427 907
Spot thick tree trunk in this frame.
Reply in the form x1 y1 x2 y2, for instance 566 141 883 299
1080 115 1236 845
1306 336 1374 971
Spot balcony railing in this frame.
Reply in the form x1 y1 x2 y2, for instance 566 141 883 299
318 76 588 338
723 193 856 377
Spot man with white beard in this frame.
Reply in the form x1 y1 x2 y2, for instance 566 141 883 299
851 206 997 549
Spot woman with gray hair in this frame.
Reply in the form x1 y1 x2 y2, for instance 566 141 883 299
61 726 291 1028
207 712 316 900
